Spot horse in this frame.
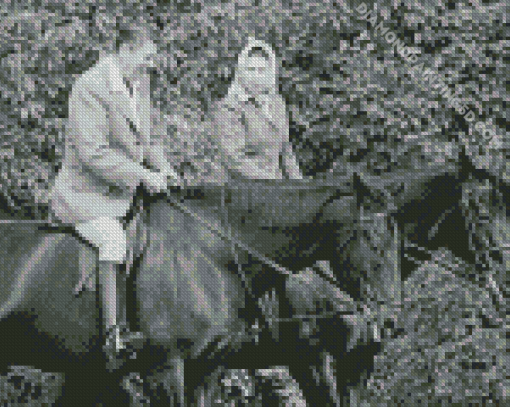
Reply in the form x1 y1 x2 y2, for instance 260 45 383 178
1 174 384 405
133 177 377 405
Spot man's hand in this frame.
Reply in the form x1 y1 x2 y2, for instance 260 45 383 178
281 142 303 180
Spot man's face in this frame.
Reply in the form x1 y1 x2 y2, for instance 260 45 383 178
121 39 158 78
239 55 273 96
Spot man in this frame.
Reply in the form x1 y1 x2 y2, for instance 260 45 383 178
48 22 179 370
210 37 303 180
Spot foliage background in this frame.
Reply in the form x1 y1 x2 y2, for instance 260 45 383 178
0 0 507 404
1 0 507 218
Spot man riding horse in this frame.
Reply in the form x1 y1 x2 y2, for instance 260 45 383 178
48 21 180 371
44 21 398 403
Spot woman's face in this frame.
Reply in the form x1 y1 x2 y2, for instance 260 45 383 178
238 55 274 96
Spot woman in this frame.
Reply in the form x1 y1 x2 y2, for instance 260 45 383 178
210 37 303 180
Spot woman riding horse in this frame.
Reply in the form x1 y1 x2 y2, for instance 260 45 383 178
131 38 398 405
0 34 397 405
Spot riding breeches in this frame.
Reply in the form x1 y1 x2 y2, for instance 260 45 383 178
75 217 128 263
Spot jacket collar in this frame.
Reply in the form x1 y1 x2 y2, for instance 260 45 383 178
105 55 124 93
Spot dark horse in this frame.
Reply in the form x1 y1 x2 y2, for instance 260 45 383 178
0 175 399 405
133 177 382 406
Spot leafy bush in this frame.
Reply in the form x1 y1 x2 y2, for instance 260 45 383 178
0 0 507 216
356 249 508 406
0 365 64 405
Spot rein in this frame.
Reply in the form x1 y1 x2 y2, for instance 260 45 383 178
156 186 350 296
150 186 357 360
138 185 357 357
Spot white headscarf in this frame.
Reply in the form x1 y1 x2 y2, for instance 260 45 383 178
228 37 278 103
224 37 284 125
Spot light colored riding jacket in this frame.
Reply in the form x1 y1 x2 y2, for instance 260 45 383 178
49 55 173 225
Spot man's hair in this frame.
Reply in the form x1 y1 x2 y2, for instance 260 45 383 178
115 24 155 53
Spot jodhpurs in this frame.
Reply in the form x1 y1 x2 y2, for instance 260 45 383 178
75 217 128 263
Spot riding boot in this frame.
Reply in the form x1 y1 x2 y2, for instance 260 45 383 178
99 260 145 372
117 267 145 351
